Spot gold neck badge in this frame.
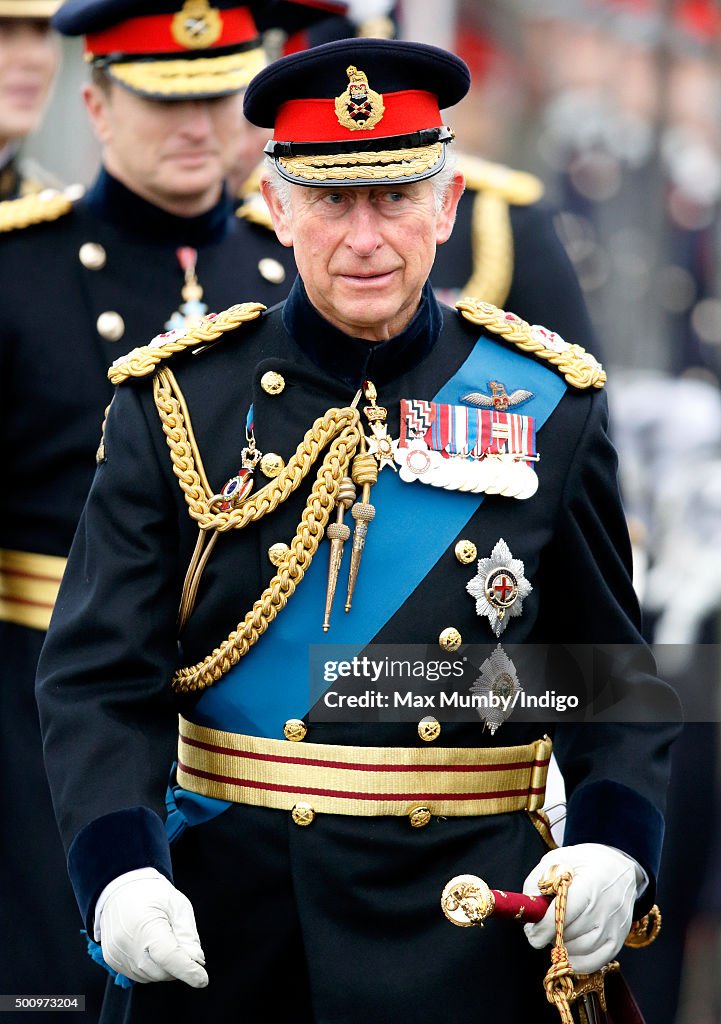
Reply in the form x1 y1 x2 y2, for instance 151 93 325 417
334 65 385 131
171 0 223 49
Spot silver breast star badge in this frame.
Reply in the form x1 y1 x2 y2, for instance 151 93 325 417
466 538 532 636
470 644 522 735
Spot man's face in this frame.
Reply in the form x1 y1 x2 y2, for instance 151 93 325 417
0 18 58 145
262 173 465 341
83 79 245 215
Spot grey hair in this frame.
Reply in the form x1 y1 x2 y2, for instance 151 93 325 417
263 145 460 216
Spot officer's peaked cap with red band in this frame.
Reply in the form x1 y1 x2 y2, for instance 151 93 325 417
244 37 470 186
52 0 349 100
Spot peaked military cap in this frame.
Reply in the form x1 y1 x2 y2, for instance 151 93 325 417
52 0 343 99
0 0 60 15
244 37 470 186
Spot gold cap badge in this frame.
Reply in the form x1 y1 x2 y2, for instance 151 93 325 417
171 0 223 49
334 65 385 131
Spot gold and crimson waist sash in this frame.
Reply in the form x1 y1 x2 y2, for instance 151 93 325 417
177 716 552 818
0 548 66 631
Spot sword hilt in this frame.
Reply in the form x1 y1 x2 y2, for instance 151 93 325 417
441 873 551 927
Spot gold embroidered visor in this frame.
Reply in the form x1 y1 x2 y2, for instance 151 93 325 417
105 46 267 99
276 141 448 186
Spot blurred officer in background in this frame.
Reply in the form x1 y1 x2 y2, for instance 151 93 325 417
0 0 336 1009
0 0 61 199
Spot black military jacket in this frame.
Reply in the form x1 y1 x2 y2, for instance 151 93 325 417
37 279 678 944
0 168 296 559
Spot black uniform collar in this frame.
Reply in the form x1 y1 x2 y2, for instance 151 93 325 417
282 275 443 389
85 167 232 246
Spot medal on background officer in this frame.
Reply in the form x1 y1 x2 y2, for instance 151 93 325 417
0 0 348 1011
36 32 679 1023
0 0 61 199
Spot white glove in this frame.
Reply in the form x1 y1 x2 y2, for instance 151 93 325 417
522 843 643 974
96 869 208 987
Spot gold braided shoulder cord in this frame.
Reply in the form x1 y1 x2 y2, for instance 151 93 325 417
461 190 514 308
456 298 606 390
151 365 363 692
108 302 266 386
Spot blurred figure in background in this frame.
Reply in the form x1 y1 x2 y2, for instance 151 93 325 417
513 2 721 1021
0 0 337 1010
611 372 721 1024
518 0 721 378
0 0 61 199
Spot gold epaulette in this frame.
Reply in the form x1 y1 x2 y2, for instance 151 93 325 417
19 176 45 197
234 164 275 231
0 184 84 234
457 153 544 205
108 302 266 385
457 297 606 390
236 190 275 231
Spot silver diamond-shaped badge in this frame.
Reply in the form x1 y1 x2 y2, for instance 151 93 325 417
470 644 522 735
466 538 532 636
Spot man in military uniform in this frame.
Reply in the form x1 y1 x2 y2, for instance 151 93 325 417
37 36 677 1022
0 0 337 1009
0 0 61 200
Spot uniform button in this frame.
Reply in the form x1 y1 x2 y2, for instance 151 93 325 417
268 542 290 567
291 801 315 827
454 539 477 565
96 311 125 342
260 452 285 478
418 716 441 742
78 242 107 270
439 627 462 652
258 257 287 285
283 719 307 742
408 805 432 828
261 371 285 395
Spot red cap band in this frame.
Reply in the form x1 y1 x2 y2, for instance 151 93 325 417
274 89 442 143
85 8 258 57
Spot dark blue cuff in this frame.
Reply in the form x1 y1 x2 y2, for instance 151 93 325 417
564 780 664 916
68 806 173 932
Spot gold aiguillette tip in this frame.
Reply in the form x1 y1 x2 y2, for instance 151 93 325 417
322 477 356 631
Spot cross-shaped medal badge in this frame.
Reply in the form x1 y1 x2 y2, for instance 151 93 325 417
363 380 398 471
